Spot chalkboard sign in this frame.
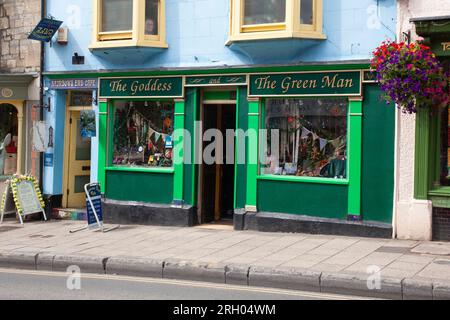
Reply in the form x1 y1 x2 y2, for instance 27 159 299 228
86 183 103 230
0 175 47 225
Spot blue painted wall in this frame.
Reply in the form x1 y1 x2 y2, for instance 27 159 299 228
42 0 397 197
42 90 66 195
44 0 397 72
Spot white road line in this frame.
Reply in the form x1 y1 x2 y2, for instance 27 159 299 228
0 268 374 300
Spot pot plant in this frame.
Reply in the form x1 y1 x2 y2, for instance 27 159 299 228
371 40 449 114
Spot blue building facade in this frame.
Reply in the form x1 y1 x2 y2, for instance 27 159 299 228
43 0 398 237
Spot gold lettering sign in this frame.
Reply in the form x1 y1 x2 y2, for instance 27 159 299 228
442 42 450 52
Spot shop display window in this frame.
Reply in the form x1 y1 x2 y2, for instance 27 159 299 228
262 98 348 179
112 101 174 168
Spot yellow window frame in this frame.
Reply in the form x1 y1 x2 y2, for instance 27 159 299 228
90 0 168 50
228 0 325 44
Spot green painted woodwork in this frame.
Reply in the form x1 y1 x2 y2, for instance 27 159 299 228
202 91 234 101
105 170 173 204
46 63 370 80
186 75 247 86
97 101 108 190
414 108 432 200
257 179 348 218
99 77 183 98
249 71 361 97
429 187 450 208
183 88 199 206
360 85 395 223
347 99 363 216
246 99 259 208
258 175 349 185
105 166 174 173
173 99 185 202
235 88 248 209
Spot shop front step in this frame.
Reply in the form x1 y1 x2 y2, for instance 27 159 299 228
52 208 87 221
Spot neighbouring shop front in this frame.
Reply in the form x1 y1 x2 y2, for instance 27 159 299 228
62 63 396 238
411 16 450 241
0 74 41 199
41 78 98 213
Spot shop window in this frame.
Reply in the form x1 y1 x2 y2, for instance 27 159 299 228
91 0 167 49
69 91 94 107
440 106 450 186
112 101 174 168
228 0 324 43
261 98 348 178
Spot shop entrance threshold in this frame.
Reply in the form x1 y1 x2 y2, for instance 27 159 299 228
194 220 233 231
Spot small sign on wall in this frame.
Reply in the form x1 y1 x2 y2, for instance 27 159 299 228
44 153 54 167
32 121 48 152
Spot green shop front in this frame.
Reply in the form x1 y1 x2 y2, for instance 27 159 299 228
94 64 395 237
411 16 450 241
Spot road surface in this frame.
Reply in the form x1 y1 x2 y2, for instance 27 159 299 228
0 268 369 300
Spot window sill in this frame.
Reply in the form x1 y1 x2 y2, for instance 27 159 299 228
257 175 349 185
429 187 450 197
106 166 174 174
89 39 168 50
226 30 326 45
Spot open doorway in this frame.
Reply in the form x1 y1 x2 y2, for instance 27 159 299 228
0 104 19 178
198 103 236 224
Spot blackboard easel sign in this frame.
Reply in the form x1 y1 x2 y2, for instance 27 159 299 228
0 175 47 225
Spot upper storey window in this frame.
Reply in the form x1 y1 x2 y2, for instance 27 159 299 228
91 0 167 49
228 0 325 43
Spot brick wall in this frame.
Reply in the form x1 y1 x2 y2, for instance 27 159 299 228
432 207 450 241
0 0 41 73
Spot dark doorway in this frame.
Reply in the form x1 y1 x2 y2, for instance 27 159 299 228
199 103 236 224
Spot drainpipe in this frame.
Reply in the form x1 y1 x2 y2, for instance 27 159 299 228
39 0 47 216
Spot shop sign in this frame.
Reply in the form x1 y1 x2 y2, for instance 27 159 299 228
185 75 247 87
363 70 378 83
85 183 103 230
248 71 362 97
28 18 63 42
443 42 450 52
0 86 27 100
99 77 184 98
49 78 98 90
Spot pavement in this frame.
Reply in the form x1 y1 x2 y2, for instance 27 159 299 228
0 219 450 300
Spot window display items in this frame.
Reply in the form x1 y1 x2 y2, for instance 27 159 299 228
113 100 174 168
262 98 348 179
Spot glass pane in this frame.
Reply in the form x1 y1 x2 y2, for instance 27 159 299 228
145 0 159 35
74 175 90 193
113 101 174 168
70 91 93 107
244 0 286 25
300 0 314 25
262 98 348 178
76 119 91 161
439 61 450 186
101 0 133 32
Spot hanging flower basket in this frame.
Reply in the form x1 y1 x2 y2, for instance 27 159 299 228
371 41 449 114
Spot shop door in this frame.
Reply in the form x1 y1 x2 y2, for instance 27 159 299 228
65 110 91 208
198 104 236 223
